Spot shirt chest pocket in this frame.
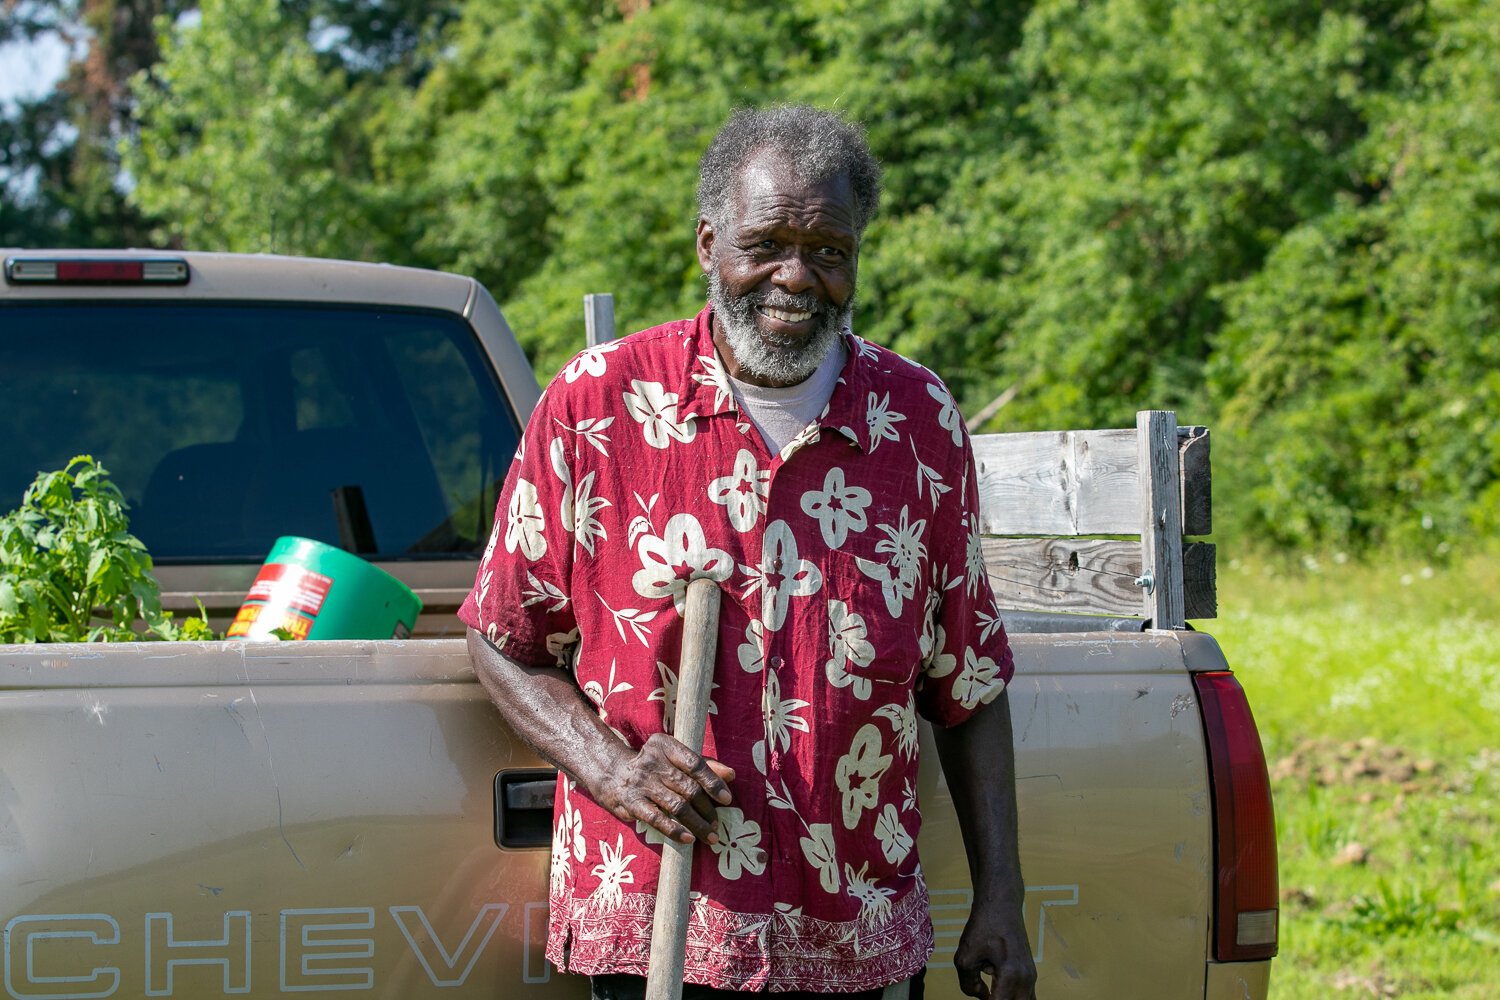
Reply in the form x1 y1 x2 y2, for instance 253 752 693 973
818 545 928 697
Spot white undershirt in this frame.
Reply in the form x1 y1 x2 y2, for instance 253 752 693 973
727 341 847 457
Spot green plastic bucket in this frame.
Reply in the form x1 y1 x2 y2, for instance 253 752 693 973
226 536 422 640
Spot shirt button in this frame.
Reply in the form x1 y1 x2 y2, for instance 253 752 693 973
770 655 783 669
773 558 784 572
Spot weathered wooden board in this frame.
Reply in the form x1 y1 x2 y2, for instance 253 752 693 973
972 425 1210 537
1180 425 1211 536
982 538 1217 620
1183 543 1217 620
1138 410 1186 628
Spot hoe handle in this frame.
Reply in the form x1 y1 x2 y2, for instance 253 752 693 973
644 578 723 1000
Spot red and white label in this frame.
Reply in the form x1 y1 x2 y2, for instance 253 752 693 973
243 562 334 616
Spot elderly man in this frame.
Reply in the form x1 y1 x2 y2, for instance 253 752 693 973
462 105 1035 1000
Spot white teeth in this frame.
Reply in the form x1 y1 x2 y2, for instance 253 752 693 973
760 307 812 323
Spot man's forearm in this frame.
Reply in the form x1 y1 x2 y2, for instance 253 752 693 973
933 689 1036 998
465 627 631 789
932 689 1026 901
465 627 733 844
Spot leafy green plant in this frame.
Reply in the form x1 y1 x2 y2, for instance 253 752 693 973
0 456 208 643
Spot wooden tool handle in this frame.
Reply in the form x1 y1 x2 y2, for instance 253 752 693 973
645 578 723 1000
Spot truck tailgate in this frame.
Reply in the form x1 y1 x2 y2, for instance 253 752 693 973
0 632 1223 999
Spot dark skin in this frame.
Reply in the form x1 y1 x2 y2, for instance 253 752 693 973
468 146 1036 999
695 148 858 388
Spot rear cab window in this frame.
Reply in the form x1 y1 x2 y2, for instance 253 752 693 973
0 301 521 564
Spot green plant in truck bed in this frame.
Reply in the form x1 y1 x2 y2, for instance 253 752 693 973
0 456 212 643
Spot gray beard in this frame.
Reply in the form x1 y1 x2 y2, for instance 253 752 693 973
707 267 850 386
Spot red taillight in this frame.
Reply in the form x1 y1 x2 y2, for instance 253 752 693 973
1194 670 1279 961
5 257 189 285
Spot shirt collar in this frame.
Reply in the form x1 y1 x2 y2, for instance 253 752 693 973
680 303 879 454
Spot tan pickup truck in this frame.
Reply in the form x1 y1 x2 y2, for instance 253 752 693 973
0 251 1277 999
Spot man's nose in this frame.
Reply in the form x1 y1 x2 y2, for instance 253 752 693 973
771 251 816 295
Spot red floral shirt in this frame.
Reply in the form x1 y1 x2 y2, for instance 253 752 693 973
459 306 1013 991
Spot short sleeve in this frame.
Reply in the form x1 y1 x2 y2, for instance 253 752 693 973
913 387 1013 726
457 379 579 668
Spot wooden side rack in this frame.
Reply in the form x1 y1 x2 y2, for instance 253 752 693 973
971 410 1213 629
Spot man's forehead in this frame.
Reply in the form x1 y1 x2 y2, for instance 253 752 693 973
731 150 857 232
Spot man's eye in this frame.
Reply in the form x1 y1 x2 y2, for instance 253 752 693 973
816 246 845 259
756 240 777 250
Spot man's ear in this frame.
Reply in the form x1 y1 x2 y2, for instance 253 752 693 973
695 217 715 273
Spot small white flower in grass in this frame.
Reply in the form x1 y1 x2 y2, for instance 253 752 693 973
800 466 871 550
799 823 840 894
710 807 766 880
954 647 1006 710
708 449 770 532
835 724 892 830
865 391 906 451
927 382 964 447
589 834 637 909
623 379 697 449
844 861 897 921
505 478 547 561
873 804 914 864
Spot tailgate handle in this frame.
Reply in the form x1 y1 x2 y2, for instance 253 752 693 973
494 769 557 849
506 779 557 811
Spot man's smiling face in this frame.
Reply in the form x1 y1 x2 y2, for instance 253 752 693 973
697 147 859 388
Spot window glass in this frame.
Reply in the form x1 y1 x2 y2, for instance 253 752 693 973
0 302 520 562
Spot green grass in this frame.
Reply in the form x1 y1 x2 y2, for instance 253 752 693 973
1203 550 1500 999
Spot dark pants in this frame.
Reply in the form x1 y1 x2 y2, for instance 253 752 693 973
589 969 924 999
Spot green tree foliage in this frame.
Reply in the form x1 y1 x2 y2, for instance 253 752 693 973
1211 0 1500 550
112 0 1500 553
0 0 187 247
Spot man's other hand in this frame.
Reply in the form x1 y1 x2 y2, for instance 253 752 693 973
593 732 735 845
954 902 1037 1000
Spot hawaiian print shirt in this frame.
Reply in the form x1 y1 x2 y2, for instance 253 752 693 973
459 305 1013 992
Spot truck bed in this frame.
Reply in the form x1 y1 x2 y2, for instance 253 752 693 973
0 631 1259 999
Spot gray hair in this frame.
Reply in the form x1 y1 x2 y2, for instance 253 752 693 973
697 105 883 239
